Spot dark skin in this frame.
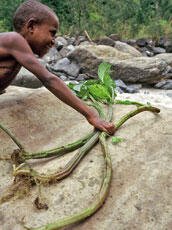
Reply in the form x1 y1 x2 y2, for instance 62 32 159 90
0 13 115 135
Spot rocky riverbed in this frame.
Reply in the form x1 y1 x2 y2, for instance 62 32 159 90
11 34 172 91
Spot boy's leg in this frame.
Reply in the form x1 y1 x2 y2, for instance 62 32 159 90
0 90 6 95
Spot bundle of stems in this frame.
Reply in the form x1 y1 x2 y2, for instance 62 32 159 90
0 105 160 230
25 105 160 230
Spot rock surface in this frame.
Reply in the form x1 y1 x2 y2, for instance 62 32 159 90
114 41 142 57
12 35 172 88
11 67 43 88
68 45 172 83
0 86 172 230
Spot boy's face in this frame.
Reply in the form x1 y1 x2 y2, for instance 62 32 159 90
27 14 59 57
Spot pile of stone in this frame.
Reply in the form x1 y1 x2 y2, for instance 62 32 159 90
12 34 172 92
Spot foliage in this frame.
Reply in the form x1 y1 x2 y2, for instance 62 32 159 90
111 136 123 144
68 62 116 104
0 0 172 38
0 0 23 31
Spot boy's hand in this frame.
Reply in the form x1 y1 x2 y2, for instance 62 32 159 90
87 114 116 135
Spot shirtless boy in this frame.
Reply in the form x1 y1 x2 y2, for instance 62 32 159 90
0 0 115 135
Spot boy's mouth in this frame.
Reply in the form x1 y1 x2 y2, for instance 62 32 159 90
47 45 52 49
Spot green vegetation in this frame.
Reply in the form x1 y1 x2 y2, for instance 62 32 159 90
68 62 116 104
0 0 172 39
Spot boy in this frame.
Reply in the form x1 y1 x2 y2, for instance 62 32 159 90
0 0 115 135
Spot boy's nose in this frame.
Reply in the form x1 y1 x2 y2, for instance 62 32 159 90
51 39 56 45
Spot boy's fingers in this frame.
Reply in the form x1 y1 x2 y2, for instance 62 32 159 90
100 125 115 135
104 123 115 135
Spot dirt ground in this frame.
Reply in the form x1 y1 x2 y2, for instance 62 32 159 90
0 86 172 230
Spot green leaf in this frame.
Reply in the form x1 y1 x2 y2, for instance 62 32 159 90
68 82 75 90
89 84 111 101
73 84 82 92
84 79 99 85
111 136 123 144
103 73 116 89
88 93 107 104
147 102 151 107
98 62 112 83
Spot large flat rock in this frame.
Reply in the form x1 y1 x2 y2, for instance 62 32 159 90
0 86 172 230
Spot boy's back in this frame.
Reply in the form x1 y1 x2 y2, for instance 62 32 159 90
0 32 21 91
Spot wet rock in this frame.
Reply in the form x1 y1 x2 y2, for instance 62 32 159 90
115 79 128 89
114 41 142 57
154 79 172 89
136 38 148 47
128 84 142 90
60 75 68 81
97 36 115 47
69 76 76 80
68 45 172 84
11 67 42 88
55 41 64 51
75 75 85 81
109 34 121 41
126 39 137 46
115 79 138 93
68 45 134 78
115 86 124 94
55 36 68 46
151 47 166 55
79 41 92 46
59 45 75 57
159 37 172 52
125 86 138 93
49 58 80 77
146 50 154 57
66 36 76 45
75 36 87 46
42 46 61 63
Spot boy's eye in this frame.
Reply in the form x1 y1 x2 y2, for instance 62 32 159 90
50 31 56 36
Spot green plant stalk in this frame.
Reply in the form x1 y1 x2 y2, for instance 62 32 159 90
115 99 144 107
0 122 25 150
14 105 112 182
86 103 106 120
24 132 95 160
14 105 160 182
27 132 112 230
115 106 160 130
24 105 160 229
14 130 100 183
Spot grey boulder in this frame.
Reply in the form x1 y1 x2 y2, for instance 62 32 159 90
49 58 80 78
68 45 172 84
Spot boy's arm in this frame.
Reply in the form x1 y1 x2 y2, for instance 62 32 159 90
7 33 115 134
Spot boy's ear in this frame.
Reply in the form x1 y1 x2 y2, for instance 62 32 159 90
26 18 38 33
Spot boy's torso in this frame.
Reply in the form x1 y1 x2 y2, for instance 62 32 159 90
0 34 21 91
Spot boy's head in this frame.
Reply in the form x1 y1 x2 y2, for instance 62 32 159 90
13 0 59 57
13 0 58 32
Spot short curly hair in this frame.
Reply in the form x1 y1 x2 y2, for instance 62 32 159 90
13 0 57 32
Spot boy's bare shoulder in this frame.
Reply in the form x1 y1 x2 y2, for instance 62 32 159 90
0 32 27 49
